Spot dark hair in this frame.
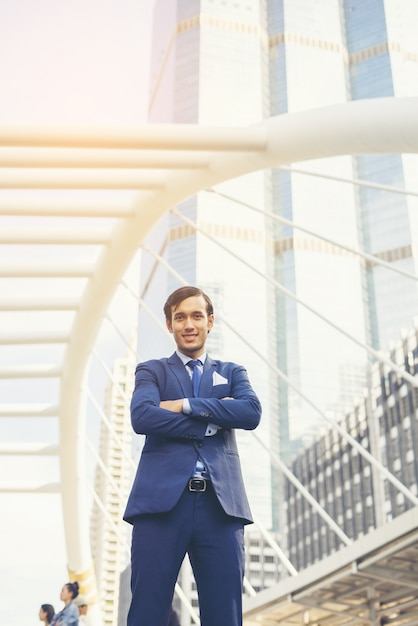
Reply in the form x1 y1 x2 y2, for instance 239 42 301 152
40 604 55 624
65 581 79 600
163 286 213 320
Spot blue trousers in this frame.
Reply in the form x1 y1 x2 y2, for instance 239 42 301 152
128 485 245 626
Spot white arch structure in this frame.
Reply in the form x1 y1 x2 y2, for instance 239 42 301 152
1 96 418 625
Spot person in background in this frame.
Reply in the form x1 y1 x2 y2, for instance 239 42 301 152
73 595 89 626
39 604 55 626
51 581 79 626
124 285 262 626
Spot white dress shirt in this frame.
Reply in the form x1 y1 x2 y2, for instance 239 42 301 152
176 351 217 436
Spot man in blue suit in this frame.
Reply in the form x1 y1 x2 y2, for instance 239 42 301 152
124 286 261 626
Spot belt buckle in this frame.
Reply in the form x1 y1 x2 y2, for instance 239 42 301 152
188 478 206 492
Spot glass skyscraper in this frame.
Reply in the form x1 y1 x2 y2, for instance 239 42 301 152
141 0 275 529
138 0 418 532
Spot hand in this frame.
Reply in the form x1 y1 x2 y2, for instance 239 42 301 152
221 396 234 400
159 399 183 413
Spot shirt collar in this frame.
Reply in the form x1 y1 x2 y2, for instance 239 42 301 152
176 351 206 366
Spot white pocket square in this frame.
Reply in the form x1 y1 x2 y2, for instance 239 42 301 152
213 372 228 386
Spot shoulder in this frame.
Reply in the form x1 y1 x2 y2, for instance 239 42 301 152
134 356 172 374
207 358 244 374
207 356 240 368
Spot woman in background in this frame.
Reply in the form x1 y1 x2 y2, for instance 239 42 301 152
50 582 79 626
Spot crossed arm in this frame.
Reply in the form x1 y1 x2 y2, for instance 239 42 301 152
130 363 261 438
160 398 233 412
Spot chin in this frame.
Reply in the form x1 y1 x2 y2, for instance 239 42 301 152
182 342 198 351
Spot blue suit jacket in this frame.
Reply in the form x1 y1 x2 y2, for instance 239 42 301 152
123 353 261 525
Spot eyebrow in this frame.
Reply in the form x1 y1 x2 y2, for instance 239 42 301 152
173 310 204 316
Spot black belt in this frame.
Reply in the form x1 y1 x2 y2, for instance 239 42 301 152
188 478 211 492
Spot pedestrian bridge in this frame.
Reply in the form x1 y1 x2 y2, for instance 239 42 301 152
1 97 418 625
244 506 418 626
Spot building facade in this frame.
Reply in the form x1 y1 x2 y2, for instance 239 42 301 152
284 320 418 570
143 0 275 530
90 355 135 625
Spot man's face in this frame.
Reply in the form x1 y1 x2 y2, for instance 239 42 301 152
166 295 214 358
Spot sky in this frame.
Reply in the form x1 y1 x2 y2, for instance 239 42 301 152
0 1 154 623
0 0 153 125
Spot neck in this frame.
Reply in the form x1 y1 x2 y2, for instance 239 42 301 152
179 349 205 360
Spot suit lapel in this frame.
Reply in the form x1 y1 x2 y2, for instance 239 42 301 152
167 353 217 398
167 352 193 397
199 356 216 398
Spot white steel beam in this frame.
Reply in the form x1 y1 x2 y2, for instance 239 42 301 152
0 228 110 244
279 165 418 198
0 261 94 277
0 443 59 455
262 96 418 162
0 403 59 417
0 196 134 217
0 297 79 311
0 147 210 169
0 123 266 150
0 168 167 189
0 483 60 493
0 364 61 378
0 332 69 344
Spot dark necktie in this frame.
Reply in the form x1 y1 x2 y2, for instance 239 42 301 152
187 360 207 477
187 359 202 397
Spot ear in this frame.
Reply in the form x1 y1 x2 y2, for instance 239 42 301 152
207 314 214 333
166 317 173 333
